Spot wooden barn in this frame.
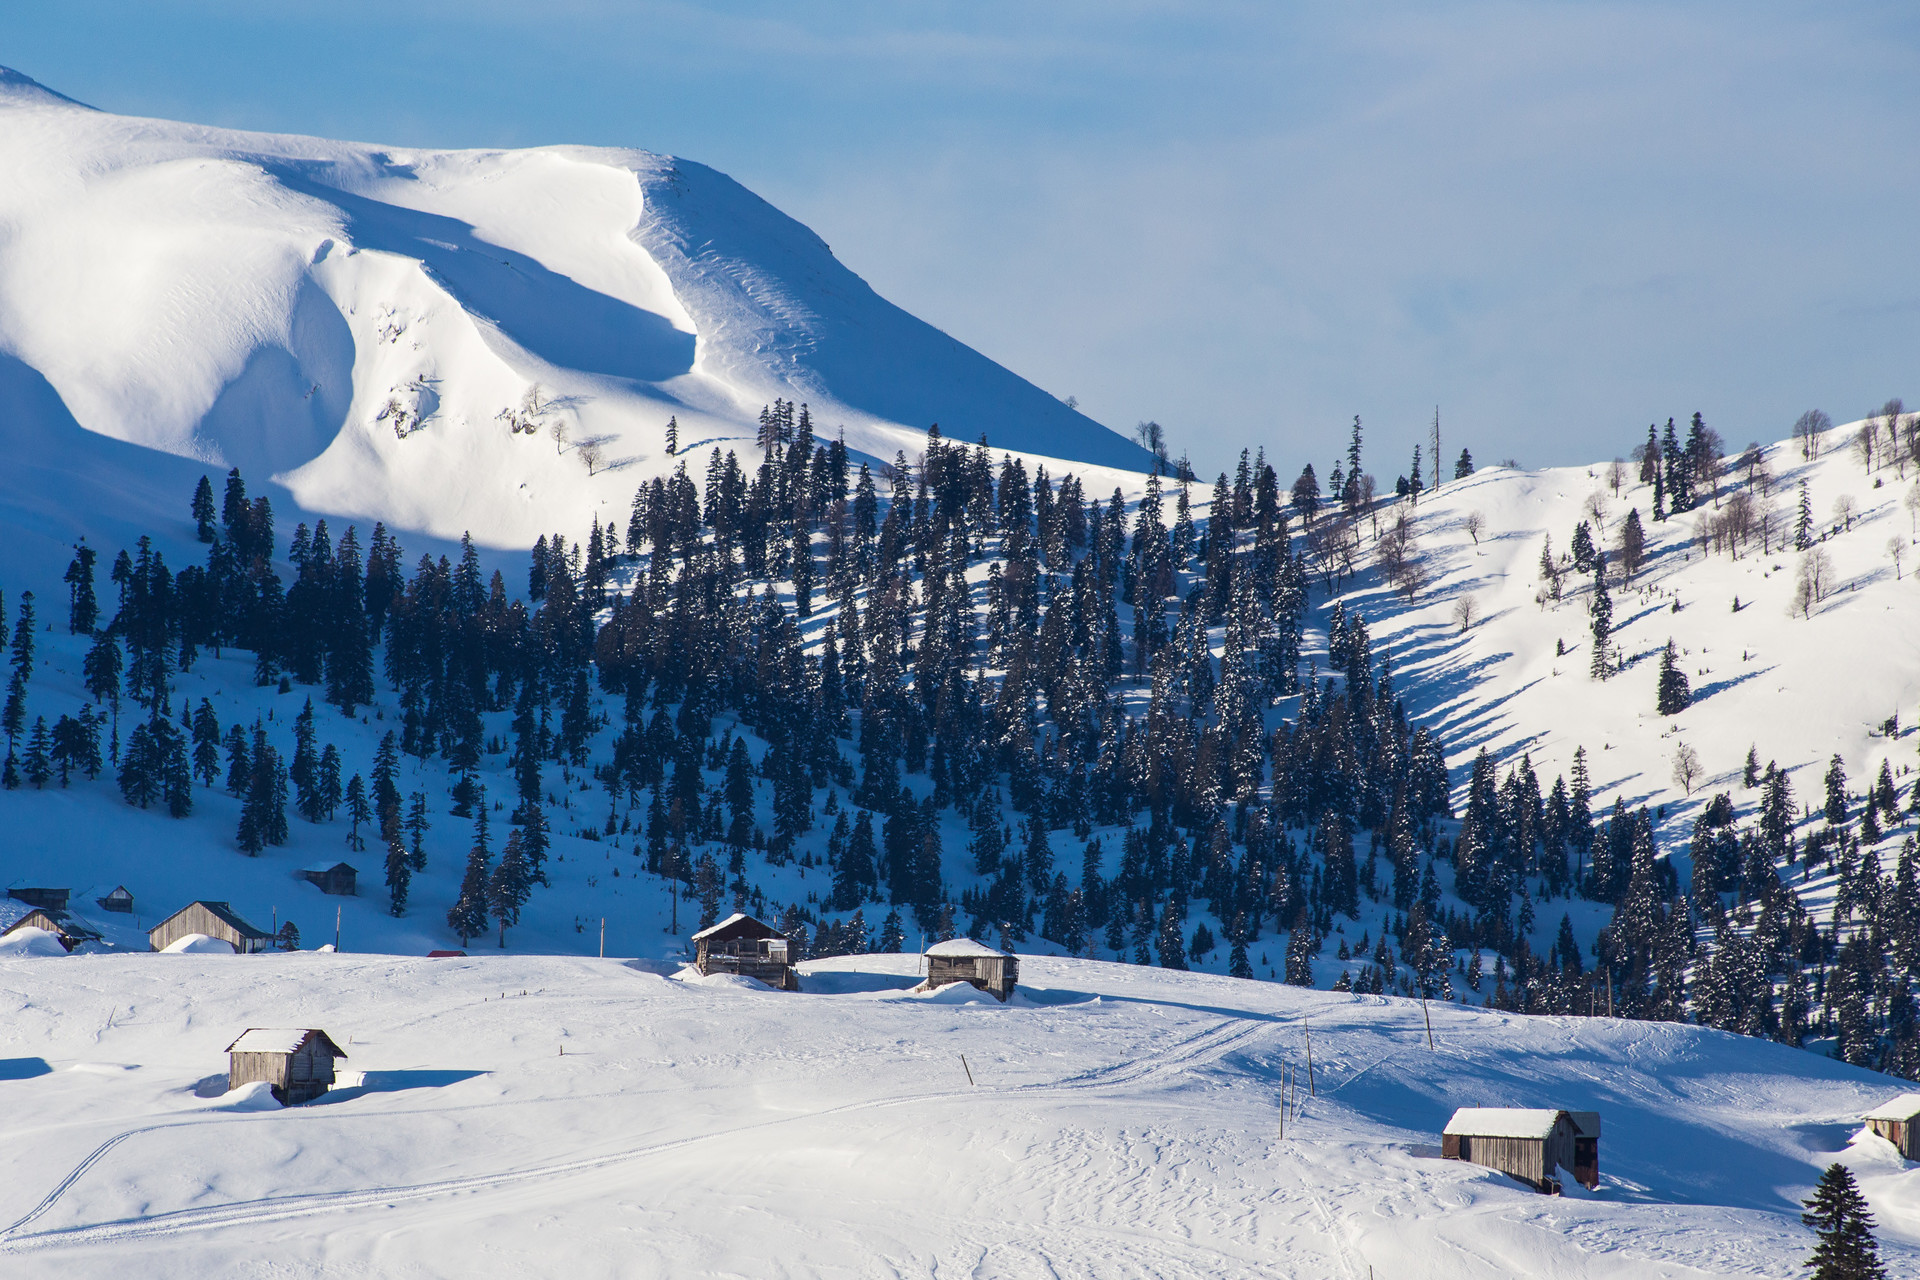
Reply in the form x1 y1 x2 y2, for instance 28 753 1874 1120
297 862 358 896
7 887 70 911
225 1028 347 1105
1442 1108 1600 1193
691 913 798 990
1865 1094 1920 1160
96 885 135 914
0 901 104 952
919 938 1019 1001
148 901 273 954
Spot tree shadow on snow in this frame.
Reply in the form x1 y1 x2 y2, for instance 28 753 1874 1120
0 1057 52 1081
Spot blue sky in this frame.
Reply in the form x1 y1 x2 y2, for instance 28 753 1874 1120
5 2 1918 477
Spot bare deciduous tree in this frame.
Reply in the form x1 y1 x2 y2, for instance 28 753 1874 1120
1833 494 1856 533
1672 742 1702 796
1463 511 1485 546
548 416 569 456
1888 537 1904 581
1794 409 1831 460
1608 458 1626 496
1906 482 1920 535
1792 547 1834 618
578 439 605 476
1451 595 1478 632
1585 491 1609 529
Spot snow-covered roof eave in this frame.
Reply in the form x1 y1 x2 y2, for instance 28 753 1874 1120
1865 1092 1920 1121
926 938 1008 959
1443 1107 1566 1139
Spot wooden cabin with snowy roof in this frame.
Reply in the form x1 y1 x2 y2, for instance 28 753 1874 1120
96 885 135 914
918 938 1019 1002
1865 1094 1920 1159
691 913 797 990
1442 1107 1599 1193
225 1029 348 1105
0 898 104 951
149 901 273 954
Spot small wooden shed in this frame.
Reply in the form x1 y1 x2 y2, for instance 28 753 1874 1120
7 887 70 911
297 862 358 896
225 1028 347 1105
1443 1107 1599 1193
0 904 103 952
149 901 273 954
96 885 135 914
920 938 1019 1002
1865 1093 1920 1160
691 913 797 990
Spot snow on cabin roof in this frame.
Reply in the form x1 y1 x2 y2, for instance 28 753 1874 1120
1865 1093 1920 1121
691 912 780 941
300 862 356 874
225 1028 347 1057
926 938 1007 959
1443 1108 1568 1139
0 900 34 931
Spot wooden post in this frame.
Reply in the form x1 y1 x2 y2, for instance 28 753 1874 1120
334 905 341 951
1421 996 1435 1049
1606 970 1614 1018
599 917 605 958
961 1054 975 1086
1304 1022 1316 1096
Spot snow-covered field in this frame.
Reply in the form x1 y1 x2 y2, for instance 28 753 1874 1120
1 950 1914 1278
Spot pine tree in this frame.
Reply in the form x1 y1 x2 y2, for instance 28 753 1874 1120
384 839 412 916
879 907 906 954
447 801 492 946
665 415 678 456
1589 558 1613 680
406 791 431 871
1744 746 1761 789
1795 480 1815 550
344 774 370 850
1454 448 1474 479
1826 755 1849 828
191 699 220 786
488 829 533 947
192 475 218 542
23 716 51 789
1801 1162 1886 1279
64 543 98 634
1655 639 1691 715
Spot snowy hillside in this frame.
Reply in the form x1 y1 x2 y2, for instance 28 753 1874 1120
0 65 1151 583
2 950 1915 1277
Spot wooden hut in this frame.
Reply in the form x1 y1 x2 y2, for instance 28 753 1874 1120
149 901 273 954
225 1029 347 1105
0 902 103 952
919 938 1019 1001
1443 1108 1598 1193
1865 1094 1920 1160
691 913 797 990
7 887 70 911
96 885 135 914
297 862 359 896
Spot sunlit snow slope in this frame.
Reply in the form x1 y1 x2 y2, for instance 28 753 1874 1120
0 65 1151 576
2 951 1916 1278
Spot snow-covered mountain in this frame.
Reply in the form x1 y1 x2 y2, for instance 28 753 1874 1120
0 65 1152 580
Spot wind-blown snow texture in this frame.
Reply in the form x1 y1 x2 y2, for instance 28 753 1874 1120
2 951 1917 1277
0 65 1151 583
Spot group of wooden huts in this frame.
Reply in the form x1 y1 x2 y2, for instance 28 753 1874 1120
688 913 1019 1001
1 866 360 955
1439 1092 1920 1194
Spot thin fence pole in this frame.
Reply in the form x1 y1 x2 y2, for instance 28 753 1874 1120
1304 1022 1316 1096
